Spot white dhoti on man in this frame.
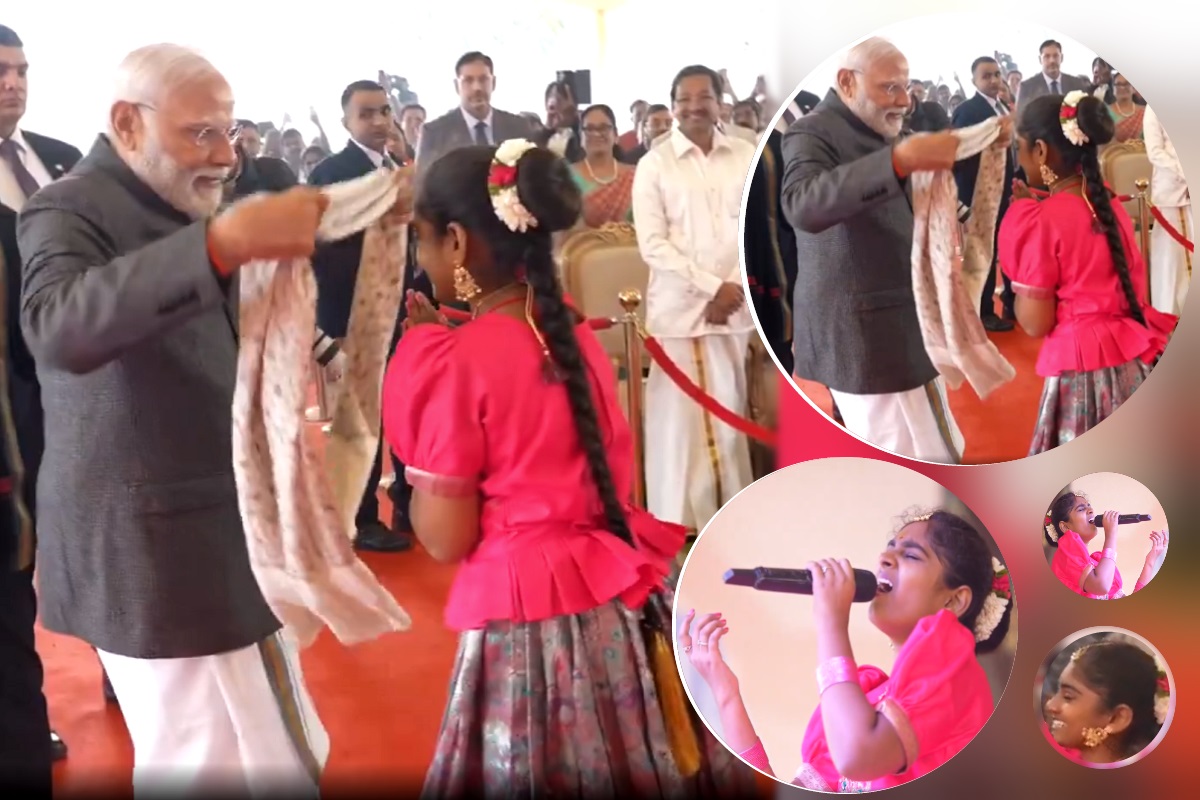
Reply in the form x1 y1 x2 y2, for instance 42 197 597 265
829 379 965 464
1143 105 1192 317
630 125 760 532
1149 204 1192 316
97 630 328 799
645 332 754 529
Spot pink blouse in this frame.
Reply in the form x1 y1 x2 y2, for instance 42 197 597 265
1050 530 1144 599
998 193 1176 377
381 315 686 631
736 610 993 791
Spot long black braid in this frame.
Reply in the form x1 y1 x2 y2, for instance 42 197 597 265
415 145 635 547
1017 90 1146 326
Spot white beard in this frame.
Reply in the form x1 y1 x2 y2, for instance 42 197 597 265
129 131 227 220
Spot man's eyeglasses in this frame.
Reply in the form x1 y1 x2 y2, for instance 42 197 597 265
135 103 242 149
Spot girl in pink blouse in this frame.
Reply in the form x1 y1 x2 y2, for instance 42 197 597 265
381 142 756 797
1044 492 1167 599
682 510 1012 792
999 90 1176 455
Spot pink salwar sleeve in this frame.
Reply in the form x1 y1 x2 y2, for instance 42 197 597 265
876 611 984 774
997 198 1059 301
381 326 484 497
1051 534 1095 595
736 739 775 777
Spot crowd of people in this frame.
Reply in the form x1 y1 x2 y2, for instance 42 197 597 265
744 37 1189 461
0 20 780 798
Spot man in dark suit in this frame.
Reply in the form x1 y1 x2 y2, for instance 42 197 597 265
415 52 532 178
1016 40 1087 114
0 23 83 775
19 44 338 789
782 37 970 464
953 56 1016 331
308 80 410 553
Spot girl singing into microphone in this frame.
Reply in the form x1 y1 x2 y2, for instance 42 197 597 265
682 510 1013 792
1044 493 1168 599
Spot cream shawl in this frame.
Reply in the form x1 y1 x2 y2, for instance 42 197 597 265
233 169 412 648
910 117 1016 400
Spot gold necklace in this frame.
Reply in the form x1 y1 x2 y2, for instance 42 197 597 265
583 159 617 185
470 283 524 319
1114 100 1135 116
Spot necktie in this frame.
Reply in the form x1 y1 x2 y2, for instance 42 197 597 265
474 121 489 146
995 100 1008 116
381 155 396 171
0 138 43 201
1051 79 1060 95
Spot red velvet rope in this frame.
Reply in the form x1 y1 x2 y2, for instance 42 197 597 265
640 335 777 447
1150 206 1195 252
1025 185 1193 250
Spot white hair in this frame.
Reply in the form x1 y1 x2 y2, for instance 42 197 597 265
111 43 222 109
839 37 904 74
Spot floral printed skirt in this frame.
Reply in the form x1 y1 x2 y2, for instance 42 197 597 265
1029 358 1153 455
421 593 758 799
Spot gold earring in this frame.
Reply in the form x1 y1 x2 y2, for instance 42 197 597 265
1039 162 1059 186
1082 726 1111 748
453 264 481 302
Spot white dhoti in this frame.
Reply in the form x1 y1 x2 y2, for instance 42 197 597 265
645 332 754 531
1149 205 1192 316
829 379 964 464
97 631 328 799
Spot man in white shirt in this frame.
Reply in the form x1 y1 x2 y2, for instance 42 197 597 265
1142 105 1192 316
632 64 756 532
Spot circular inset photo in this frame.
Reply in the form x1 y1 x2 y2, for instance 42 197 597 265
1036 628 1174 767
1043 472 1168 599
742 17 1189 465
673 458 1017 792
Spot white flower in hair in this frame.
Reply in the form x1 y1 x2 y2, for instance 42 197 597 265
1153 652 1170 725
1059 90 1090 147
488 138 539 233
495 138 537 167
973 557 1011 643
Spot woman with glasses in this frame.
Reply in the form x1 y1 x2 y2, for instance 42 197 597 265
568 104 635 228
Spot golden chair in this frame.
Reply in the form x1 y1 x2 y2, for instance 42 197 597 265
1100 140 1153 235
558 222 649 418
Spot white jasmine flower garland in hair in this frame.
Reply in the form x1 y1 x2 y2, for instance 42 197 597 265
1044 514 1059 543
488 139 539 233
1154 654 1170 725
973 557 1011 642
1059 86 1109 147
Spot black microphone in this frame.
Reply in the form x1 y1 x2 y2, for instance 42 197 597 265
1091 513 1152 526
723 567 880 603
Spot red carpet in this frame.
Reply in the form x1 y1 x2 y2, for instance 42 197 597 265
793 323 1043 464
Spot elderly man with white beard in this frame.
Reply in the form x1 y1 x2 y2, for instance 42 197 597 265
15 44 393 797
782 37 990 463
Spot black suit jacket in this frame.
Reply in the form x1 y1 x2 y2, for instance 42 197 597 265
744 129 796 374
951 93 1015 215
306 141 379 337
1 131 82 533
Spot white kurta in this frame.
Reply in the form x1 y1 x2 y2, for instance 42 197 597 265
1142 106 1192 316
632 129 757 530
97 631 328 799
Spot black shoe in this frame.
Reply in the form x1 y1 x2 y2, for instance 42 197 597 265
982 315 1015 332
353 521 412 553
102 670 118 705
50 730 68 762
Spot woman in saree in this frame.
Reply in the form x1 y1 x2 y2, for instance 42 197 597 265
569 104 635 228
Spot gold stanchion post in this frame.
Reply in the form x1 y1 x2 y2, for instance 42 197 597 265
1135 178 1153 305
619 289 646 508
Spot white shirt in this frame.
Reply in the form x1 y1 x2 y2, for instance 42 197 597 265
351 139 392 169
1142 105 1189 208
0 128 55 212
631 127 756 338
460 107 495 145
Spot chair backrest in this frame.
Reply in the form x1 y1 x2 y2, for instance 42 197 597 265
1100 140 1152 225
559 222 649 365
